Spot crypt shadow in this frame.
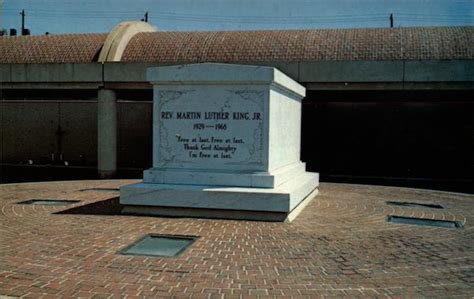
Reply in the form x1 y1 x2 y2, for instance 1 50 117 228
55 196 122 216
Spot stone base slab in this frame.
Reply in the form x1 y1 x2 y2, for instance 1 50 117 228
121 188 318 222
120 172 319 221
143 162 307 188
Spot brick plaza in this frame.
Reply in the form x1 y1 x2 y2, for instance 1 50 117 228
0 180 472 298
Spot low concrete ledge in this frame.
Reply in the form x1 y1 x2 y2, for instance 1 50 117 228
299 61 404 83
304 81 474 91
404 60 474 82
0 63 102 83
103 62 162 82
299 60 474 84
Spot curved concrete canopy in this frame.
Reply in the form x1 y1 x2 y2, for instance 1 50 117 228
98 21 156 63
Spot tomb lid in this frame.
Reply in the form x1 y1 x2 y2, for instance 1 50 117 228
147 63 305 97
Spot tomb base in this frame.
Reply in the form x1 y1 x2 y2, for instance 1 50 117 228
120 172 318 222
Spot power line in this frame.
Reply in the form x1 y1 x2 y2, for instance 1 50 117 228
2 14 389 25
3 7 472 20
0 11 393 22
2 9 472 26
2 8 387 18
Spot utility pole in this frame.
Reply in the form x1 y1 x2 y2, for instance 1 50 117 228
142 11 148 22
19 9 30 35
0 0 5 36
390 13 394 28
20 9 25 33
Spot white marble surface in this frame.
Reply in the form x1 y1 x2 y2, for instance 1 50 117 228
120 63 318 219
268 84 302 171
147 63 306 98
145 63 308 188
121 172 319 213
152 86 267 172
143 162 307 188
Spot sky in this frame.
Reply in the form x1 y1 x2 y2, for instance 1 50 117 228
1 0 473 35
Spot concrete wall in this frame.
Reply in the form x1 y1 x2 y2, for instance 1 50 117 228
0 59 472 190
1 90 472 192
118 101 153 168
301 90 474 192
1 101 98 166
0 100 152 169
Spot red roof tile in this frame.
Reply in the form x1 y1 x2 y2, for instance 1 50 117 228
121 27 474 62
0 33 107 64
0 27 472 64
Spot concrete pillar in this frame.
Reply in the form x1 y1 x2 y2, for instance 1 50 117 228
97 89 117 179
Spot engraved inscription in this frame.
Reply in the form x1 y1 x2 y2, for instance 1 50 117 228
165 110 262 161
158 90 264 167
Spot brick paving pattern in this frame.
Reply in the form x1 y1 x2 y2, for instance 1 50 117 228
0 180 473 298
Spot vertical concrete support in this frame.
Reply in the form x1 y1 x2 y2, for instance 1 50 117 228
97 89 117 178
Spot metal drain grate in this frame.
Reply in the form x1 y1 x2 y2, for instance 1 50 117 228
80 188 120 192
387 215 462 229
118 234 198 257
386 201 444 209
17 199 80 205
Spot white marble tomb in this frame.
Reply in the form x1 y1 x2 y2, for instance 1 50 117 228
120 63 319 221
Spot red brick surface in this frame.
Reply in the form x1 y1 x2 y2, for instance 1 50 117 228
0 34 107 64
121 27 474 63
0 180 473 298
1 27 472 64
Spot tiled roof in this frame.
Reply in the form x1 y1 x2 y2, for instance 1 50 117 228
121 27 474 62
0 33 107 64
0 27 472 64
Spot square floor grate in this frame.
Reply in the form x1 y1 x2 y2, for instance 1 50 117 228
17 199 80 205
386 201 444 209
118 234 198 257
386 215 462 229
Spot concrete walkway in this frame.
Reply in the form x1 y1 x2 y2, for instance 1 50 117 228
0 180 472 298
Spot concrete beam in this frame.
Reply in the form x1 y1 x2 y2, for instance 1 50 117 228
104 61 301 83
304 82 474 91
1 60 472 90
97 89 117 178
103 82 152 90
104 62 162 82
299 61 404 83
0 63 102 83
0 64 11 83
404 60 474 82
0 83 102 90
